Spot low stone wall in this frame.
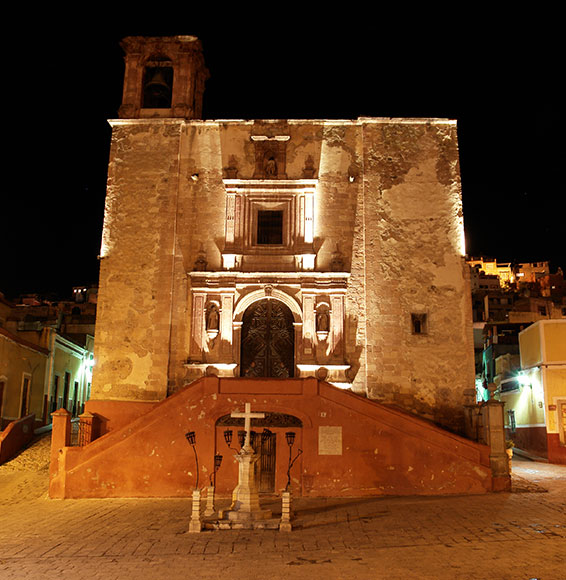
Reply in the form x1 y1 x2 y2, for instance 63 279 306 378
0 414 35 464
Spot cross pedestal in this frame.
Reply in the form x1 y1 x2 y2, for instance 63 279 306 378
220 403 272 524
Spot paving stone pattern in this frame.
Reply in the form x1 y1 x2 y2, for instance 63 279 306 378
1 435 565 579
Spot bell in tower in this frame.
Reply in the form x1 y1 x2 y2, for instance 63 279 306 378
142 64 173 109
118 36 209 119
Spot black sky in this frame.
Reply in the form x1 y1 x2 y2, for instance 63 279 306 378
2 14 561 300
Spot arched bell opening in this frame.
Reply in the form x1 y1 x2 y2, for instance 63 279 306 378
142 56 173 109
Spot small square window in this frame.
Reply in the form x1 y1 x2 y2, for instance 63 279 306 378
257 210 283 245
411 313 428 335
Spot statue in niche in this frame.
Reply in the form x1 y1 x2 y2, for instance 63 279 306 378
316 310 329 333
206 304 219 331
264 156 277 177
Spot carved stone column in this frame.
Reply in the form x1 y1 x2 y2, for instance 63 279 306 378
220 293 234 359
330 295 345 360
190 293 206 361
302 294 316 361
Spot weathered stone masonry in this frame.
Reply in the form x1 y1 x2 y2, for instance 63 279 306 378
92 115 475 434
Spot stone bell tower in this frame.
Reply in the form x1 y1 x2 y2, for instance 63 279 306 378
118 35 209 119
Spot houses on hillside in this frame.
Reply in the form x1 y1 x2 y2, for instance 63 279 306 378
468 257 566 463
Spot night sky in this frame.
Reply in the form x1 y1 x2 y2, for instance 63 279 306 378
2 16 560 300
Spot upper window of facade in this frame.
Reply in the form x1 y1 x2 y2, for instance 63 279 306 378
257 211 283 245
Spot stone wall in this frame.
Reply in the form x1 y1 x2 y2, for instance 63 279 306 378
93 120 183 402
360 120 474 432
92 117 475 433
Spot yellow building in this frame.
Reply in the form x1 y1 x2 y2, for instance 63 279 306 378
501 320 566 463
0 327 49 429
1 294 94 428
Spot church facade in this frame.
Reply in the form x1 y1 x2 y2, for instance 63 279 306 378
66 36 490 498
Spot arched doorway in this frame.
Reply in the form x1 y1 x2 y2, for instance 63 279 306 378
240 299 295 378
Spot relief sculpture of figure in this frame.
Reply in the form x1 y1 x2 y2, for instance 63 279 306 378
316 310 329 332
206 305 219 330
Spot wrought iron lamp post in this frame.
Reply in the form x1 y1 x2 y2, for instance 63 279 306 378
185 430 203 533
185 430 199 489
285 431 303 491
210 453 223 486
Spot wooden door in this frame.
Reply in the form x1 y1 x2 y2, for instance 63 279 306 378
240 299 294 378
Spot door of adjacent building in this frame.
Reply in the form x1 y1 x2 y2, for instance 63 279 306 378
240 299 295 378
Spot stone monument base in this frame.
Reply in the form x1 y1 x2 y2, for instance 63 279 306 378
222 507 272 521
203 515 280 530
204 506 274 530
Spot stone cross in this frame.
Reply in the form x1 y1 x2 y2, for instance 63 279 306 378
231 403 265 450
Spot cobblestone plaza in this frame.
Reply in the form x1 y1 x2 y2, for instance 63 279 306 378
1 435 565 579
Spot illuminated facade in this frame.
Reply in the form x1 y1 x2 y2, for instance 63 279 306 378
90 36 475 435
467 257 552 288
467 257 514 286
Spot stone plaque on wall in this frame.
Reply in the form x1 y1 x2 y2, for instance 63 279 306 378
318 426 342 455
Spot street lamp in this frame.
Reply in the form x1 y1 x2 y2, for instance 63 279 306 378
285 431 303 491
224 427 273 452
210 453 223 486
223 428 234 448
185 430 199 489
